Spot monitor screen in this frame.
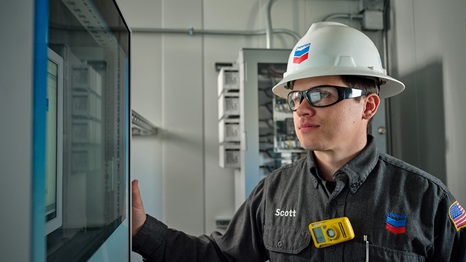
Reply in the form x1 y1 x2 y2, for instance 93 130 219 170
46 0 130 260
45 48 63 235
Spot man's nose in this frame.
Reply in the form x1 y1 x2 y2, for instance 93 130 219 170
295 97 316 117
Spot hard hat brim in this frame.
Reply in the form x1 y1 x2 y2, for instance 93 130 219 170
272 66 405 99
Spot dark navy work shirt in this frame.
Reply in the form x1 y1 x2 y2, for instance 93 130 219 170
133 136 466 261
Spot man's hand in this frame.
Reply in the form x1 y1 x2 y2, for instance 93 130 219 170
132 179 147 237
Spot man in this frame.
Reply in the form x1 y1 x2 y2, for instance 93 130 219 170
132 22 466 261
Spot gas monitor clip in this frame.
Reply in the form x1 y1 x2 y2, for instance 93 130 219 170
309 217 355 248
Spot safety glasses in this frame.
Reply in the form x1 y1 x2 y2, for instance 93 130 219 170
287 85 368 111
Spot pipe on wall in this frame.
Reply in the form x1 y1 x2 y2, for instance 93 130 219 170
131 0 301 45
265 0 278 48
322 13 364 21
131 27 301 42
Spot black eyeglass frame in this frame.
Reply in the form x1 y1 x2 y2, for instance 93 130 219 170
287 85 369 111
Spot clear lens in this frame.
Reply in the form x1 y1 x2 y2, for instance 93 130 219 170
287 92 301 111
286 86 367 111
307 87 338 107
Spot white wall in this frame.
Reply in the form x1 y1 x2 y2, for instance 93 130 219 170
0 1 35 261
389 0 466 204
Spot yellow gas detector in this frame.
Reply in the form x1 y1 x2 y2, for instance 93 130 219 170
309 217 355 248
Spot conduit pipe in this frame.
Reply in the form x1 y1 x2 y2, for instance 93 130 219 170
265 0 278 48
131 0 301 45
322 13 364 22
131 27 301 42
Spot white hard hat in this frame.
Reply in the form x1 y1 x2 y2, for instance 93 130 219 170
272 22 405 99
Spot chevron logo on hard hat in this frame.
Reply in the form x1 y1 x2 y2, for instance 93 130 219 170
293 43 311 64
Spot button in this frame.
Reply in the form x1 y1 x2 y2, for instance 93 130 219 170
277 241 283 248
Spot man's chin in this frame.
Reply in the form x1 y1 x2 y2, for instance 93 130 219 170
300 143 324 152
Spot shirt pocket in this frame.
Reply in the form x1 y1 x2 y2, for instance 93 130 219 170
263 225 311 255
346 242 426 262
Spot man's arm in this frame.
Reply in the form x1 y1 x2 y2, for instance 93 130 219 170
432 194 466 261
131 179 268 261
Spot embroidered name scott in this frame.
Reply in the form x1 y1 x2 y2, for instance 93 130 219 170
275 208 297 217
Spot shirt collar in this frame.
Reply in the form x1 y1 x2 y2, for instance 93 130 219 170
306 135 379 193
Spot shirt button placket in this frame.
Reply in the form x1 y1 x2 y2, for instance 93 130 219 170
277 240 283 248
326 199 339 218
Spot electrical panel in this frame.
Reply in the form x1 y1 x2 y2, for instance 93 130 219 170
218 49 306 206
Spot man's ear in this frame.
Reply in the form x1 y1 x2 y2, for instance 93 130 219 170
363 93 380 120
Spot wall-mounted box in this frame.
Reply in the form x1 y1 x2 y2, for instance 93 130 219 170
362 10 384 30
219 118 240 143
217 67 239 97
218 93 240 120
219 143 241 168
